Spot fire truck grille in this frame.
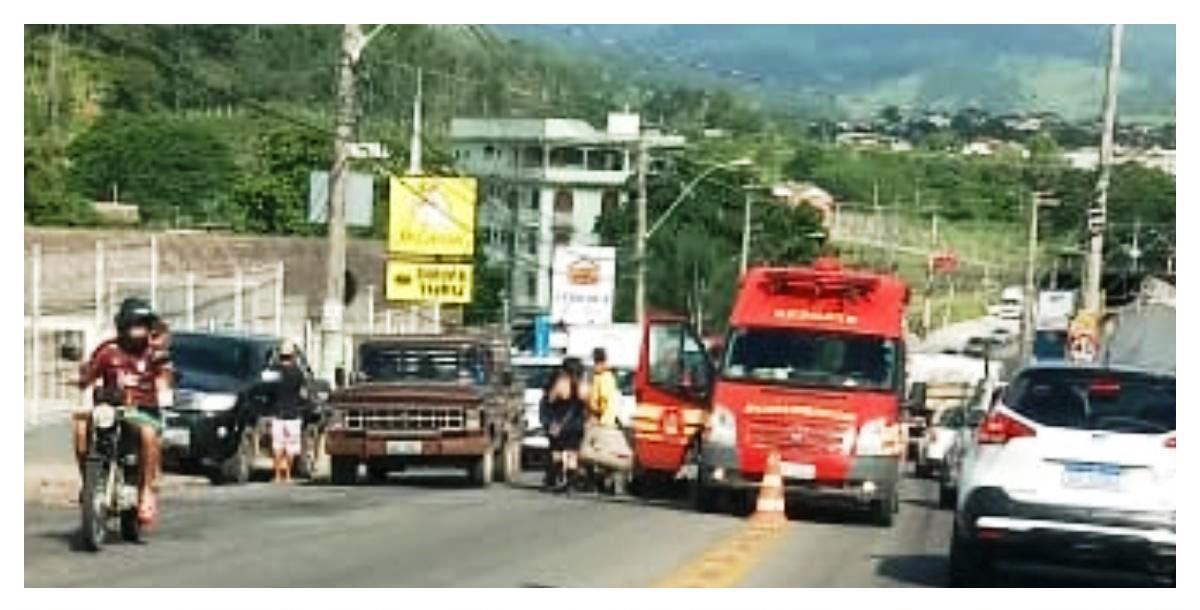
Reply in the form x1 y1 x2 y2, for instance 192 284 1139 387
745 416 854 455
343 407 466 432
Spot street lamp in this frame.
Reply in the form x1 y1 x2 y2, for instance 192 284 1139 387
636 157 753 324
645 157 754 239
1020 190 1060 364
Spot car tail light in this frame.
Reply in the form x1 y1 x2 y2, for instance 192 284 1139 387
977 411 1035 445
1165 435 1175 449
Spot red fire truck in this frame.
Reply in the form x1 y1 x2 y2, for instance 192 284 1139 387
631 257 910 525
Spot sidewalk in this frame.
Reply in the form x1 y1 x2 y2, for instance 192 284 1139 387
24 420 205 508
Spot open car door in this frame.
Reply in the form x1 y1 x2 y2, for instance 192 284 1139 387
631 315 715 481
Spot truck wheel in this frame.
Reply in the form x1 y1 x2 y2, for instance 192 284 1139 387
871 492 896 527
215 428 254 485
330 456 358 486
293 426 321 480
497 437 520 485
684 445 717 513
366 463 390 484
470 450 494 487
939 482 957 510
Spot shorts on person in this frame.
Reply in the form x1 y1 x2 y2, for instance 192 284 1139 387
271 418 302 456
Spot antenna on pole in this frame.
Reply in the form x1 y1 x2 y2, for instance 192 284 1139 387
408 67 423 176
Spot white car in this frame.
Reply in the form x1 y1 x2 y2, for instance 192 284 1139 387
919 407 965 479
950 364 1175 585
512 355 563 466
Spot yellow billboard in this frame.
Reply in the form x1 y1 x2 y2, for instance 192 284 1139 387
388 177 477 256
385 261 474 304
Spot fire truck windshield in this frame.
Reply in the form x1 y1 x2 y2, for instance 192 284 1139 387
721 327 898 392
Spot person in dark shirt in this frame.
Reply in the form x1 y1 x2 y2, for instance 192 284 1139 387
272 341 307 483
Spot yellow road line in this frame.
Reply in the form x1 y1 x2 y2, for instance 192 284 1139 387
654 516 790 588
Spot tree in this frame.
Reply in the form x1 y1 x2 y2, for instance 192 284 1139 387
231 124 330 235
67 113 236 223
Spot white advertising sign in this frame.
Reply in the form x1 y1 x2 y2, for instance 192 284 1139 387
551 246 616 326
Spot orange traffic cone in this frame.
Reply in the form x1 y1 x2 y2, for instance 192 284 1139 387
753 450 786 524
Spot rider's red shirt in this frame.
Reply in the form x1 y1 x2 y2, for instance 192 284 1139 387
79 339 172 407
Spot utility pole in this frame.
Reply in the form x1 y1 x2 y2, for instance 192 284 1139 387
408 67 423 176
1085 24 1124 313
1129 217 1142 275
321 24 386 380
740 189 752 276
635 136 648 325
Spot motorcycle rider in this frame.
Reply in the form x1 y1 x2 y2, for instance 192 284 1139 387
73 297 173 526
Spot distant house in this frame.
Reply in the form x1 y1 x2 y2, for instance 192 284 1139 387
1061 146 1175 175
835 132 912 152
961 138 1029 159
770 182 836 230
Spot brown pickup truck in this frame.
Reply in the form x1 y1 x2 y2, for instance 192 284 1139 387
325 332 524 487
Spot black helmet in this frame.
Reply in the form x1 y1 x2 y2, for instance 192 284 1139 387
114 297 157 334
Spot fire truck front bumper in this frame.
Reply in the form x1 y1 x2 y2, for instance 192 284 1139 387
697 444 901 505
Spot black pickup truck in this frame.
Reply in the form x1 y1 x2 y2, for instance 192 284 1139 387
161 332 333 484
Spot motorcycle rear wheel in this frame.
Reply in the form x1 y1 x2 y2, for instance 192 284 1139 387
80 459 108 552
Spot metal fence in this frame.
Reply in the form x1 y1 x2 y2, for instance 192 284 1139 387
24 234 448 428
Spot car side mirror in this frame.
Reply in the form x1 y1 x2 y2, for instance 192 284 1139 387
261 369 282 383
60 343 82 362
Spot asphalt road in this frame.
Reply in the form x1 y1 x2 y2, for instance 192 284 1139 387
24 465 1165 587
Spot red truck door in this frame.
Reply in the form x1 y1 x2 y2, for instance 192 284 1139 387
631 317 714 478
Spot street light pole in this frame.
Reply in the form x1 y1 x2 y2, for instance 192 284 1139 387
1021 191 1058 364
636 156 752 324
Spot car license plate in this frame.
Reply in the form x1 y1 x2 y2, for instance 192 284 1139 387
163 427 190 449
1062 462 1121 491
386 440 423 455
781 462 816 480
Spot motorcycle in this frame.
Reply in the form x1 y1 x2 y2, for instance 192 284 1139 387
80 399 145 552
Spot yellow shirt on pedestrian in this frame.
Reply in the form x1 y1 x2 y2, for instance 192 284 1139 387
589 368 619 427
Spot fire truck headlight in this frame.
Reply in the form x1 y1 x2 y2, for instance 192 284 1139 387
707 405 738 446
856 418 901 457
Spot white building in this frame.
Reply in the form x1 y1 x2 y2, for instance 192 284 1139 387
450 112 685 320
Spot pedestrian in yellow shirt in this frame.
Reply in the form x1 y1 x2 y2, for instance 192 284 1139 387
589 348 619 428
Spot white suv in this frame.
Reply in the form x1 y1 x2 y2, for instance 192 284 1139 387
950 364 1175 585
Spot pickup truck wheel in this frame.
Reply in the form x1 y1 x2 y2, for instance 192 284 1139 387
215 428 254 485
470 450 494 487
293 426 321 480
497 437 520 485
330 456 358 486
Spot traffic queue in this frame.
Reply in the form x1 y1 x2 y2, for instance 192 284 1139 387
66 257 1175 587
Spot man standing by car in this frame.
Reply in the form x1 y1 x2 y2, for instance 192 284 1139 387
74 297 172 526
272 341 307 483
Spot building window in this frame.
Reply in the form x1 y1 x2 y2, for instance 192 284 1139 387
528 189 541 211
554 189 574 223
522 146 544 168
602 189 620 216
507 188 519 215
587 149 624 171
483 145 498 159
527 229 538 257
526 272 538 302
553 228 571 246
550 147 585 169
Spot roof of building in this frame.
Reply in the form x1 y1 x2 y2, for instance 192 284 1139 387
450 117 685 148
